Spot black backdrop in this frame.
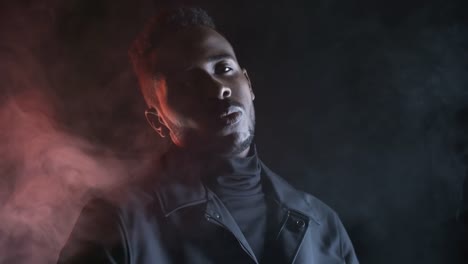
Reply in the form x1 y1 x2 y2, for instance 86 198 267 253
1 0 468 263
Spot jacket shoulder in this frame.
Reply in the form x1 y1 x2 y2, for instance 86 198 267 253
301 189 340 223
58 182 161 264
260 162 359 263
261 161 338 223
57 196 127 263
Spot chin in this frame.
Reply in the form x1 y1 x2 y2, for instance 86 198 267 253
219 131 254 156
176 126 254 156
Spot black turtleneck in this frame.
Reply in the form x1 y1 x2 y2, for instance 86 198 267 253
203 146 267 261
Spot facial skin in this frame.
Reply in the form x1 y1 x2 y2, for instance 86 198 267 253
146 26 256 158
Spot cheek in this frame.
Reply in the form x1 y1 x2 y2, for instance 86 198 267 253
240 104 254 129
157 85 197 128
160 102 200 130
231 77 254 103
248 105 255 127
165 88 203 118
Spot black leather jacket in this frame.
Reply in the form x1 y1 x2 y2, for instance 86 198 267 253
58 161 359 264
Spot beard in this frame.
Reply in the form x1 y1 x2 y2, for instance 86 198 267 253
163 108 256 157
229 131 255 156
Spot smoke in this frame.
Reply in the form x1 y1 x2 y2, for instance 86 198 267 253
237 1 468 263
0 92 127 263
1 0 468 263
0 1 158 263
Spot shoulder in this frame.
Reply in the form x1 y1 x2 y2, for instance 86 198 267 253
95 179 164 224
261 161 339 224
261 161 359 262
299 187 341 224
66 179 163 244
58 196 123 263
58 184 161 263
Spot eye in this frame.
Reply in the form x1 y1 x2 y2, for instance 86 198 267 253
214 63 234 75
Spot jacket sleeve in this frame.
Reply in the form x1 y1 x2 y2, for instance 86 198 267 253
57 198 129 264
333 212 359 264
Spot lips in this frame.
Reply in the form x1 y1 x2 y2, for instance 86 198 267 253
217 105 243 126
220 111 242 125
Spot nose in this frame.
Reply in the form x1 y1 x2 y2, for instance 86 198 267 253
218 86 232 99
191 69 232 100
204 74 231 99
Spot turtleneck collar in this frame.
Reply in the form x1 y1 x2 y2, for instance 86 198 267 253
159 144 262 196
203 145 262 197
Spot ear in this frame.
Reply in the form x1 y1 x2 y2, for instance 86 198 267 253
144 108 166 138
242 68 255 101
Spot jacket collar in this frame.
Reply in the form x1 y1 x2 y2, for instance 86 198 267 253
155 148 322 225
156 178 208 217
259 161 322 225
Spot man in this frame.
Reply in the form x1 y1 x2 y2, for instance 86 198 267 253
58 6 359 264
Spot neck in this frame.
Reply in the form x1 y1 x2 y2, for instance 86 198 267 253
161 143 256 182
218 145 251 159
236 145 250 158
164 143 254 169
172 143 252 160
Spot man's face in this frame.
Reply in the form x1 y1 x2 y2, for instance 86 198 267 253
150 26 255 156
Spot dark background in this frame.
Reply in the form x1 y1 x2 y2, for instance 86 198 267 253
1 0 468 263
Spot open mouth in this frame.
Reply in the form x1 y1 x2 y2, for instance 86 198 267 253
218 106 243 126
220 111 242 125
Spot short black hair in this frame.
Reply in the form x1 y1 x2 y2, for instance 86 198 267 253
130 6 216 59
129 6 216 106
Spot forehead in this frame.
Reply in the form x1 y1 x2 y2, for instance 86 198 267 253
155 26 237 72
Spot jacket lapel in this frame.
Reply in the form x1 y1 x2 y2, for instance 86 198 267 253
205 190 259 264
269 204 310 263
261 162 320 263
154 149 320 264
155 165 259 263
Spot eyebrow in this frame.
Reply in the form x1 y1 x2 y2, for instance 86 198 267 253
180 53 236 72
206 53 236 62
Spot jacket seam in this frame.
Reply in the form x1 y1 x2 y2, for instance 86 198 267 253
154 185 208 217
335 212 345 263
117 210 132 264
288 210 309 263
299 194 322 225
163 199 208 217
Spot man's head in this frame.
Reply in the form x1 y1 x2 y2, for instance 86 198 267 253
129 7 255 157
